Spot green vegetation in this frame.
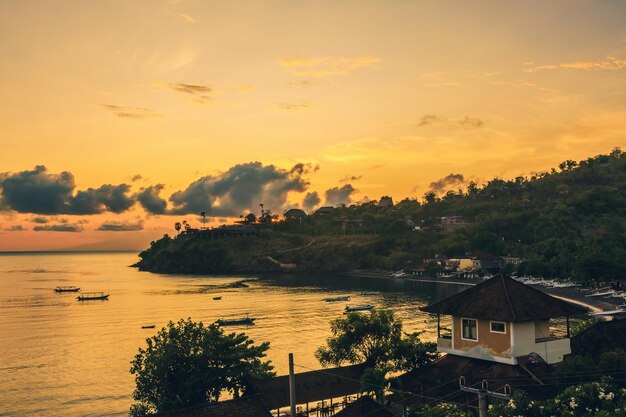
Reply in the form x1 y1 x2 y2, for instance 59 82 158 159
315 309 438 372
135 148 626 284
129 318 273 416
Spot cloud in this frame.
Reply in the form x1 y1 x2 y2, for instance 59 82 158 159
429 173 466 193
339 175 362 183
289 163 319 176
325 184 357 206
163 83 213 103
30 216 49 224
276 103 311 111
302 191 321 211
136 184 168 215
0 166 135 215
524 56 626 72
139 162 310 216
97 220 144 231
98 104 158 119
416 114 484 129
33 223 83 232
131 174 143 182
279 56 381 78
5 225 26 231
287 80 313 89
164 0 199 23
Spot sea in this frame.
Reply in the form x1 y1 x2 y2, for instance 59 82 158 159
0 252 468 416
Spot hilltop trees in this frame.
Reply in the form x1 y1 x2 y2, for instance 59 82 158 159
129 318 274 416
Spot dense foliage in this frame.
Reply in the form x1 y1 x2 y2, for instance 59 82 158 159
129 318 273 416
315 309 438 372
136 149 625 284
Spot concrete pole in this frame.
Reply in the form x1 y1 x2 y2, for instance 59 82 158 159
478 389 488 417
289 353 297 417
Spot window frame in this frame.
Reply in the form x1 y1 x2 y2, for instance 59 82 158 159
490 321 507 334
461 318 478 341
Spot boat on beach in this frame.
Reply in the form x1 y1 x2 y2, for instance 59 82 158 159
344 304 374 313
360 291 379 295
54 286 80 292
77 292 109 301
324 296 350 302
215 316 256 326
213 296 222 300
141 325 156 329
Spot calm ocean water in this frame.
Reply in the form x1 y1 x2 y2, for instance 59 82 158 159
0 252 466 416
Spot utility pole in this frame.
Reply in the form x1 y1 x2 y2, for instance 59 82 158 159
459 376 511 417
289 353 296 417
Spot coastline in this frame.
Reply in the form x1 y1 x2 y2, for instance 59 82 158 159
345 271 618 314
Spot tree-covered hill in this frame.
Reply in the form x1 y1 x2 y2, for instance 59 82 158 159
135 149 625 283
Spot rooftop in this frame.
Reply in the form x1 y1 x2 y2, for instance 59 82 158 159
420 274 587 321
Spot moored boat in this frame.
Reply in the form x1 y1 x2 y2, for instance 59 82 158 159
77 292 109 301
213 296 222 300
215 317 256 326
344 304 374 313
141 325 156 329
360 291 379 295
54 286 80 293
324 296 350 302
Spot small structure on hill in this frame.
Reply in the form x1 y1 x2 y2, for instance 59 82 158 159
314 206 335 215
284 208 307 220
421 275 587 365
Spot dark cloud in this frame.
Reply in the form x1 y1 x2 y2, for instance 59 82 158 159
459 116 484 128
302 191 321 211
290 163 319 176
131 174 143 182
30 216 50 224
0 166 135 215
5 225 26 231
325 184 357 206
98 104 158 119
97 220 144 232
164 83 213 103
276 103 310 111
417 114 441 126
136 184 167 215
140 162 309 216
339 175 362 183
33 223 83 232
429 173 466 193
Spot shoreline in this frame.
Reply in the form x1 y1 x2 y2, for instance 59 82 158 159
345 271 618 314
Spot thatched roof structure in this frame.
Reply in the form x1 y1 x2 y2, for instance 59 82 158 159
248 363 367 410
420 275 587 321
333 396 393 417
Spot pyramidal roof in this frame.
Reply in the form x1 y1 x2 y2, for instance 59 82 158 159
420 275 587 322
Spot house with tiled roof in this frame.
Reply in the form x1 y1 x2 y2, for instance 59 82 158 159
420 275 587 365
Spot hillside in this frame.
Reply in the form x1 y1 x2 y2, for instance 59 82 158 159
135 149 626 283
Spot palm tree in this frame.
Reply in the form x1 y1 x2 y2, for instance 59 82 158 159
360 367 390 403
174 222 181 234
200 212 206 229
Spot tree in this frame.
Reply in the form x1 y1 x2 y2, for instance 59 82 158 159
174 222 181 233
129 318 274 416
315 309 437 371
360 367 390 403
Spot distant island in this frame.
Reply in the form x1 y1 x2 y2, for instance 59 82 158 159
134 148 625 285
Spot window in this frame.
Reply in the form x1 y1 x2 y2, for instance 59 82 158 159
490 321 506 334
462 319 477 341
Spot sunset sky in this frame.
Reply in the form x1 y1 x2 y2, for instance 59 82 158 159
1 0 625 250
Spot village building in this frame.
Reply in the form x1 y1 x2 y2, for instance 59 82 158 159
283 208 307 220
471 252 503 271
314 206 335 215
438 216 469 233
420 275 587 365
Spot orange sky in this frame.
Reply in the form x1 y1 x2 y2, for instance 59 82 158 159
1 1 625 250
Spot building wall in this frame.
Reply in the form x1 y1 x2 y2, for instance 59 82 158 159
452 317 511 357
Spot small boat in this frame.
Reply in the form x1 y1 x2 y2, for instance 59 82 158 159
324 296 350 302
590 309 625 317
215 317 256 326
77 292 109 301
360 291 379 295
54 286 80 293
213 296 222 300
390 271 409 278
141 325 156 329
344 304 374 313
586 290 615 297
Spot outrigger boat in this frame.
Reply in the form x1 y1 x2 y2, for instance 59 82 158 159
215 316 256 326
213 296 222 300
324 296 350 302
344 304 374 313
141 325 156 329
54 286 80 293
77 292 109 301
